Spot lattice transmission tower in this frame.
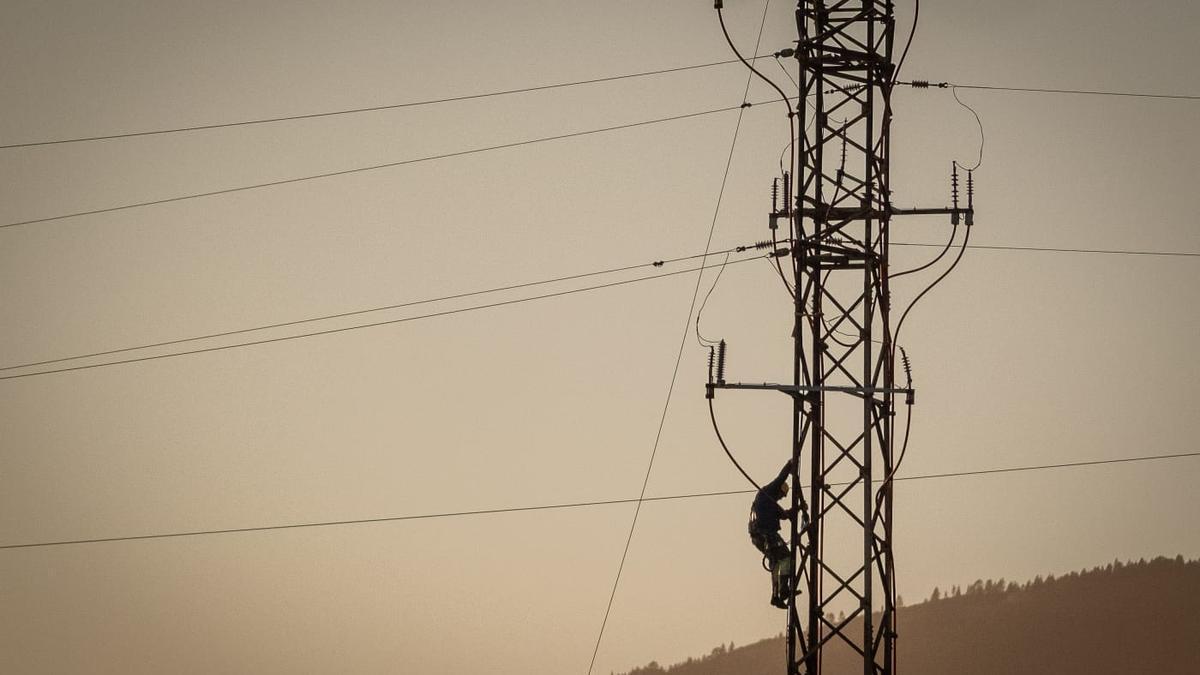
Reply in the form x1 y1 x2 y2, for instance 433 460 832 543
708 2 972 674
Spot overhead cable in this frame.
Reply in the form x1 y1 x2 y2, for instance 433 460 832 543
901 80 1200 101
3 450 1195 551
720 3 798 299
5 62 1192 153
890 241 1200 258
694 251 733 348
890 224 959 278
709 397 760 490
1 99 796 232
0 255 765 382
1 244 750 373
891 0 920 87
6 237 1193 379
952 86 985 171
0 57 773 150
890 221 971 363
585 8 773 673
695 5 779 350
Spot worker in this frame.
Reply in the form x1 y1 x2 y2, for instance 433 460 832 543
749 460 803 608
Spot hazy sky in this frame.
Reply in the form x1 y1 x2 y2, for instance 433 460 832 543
2 1 1198 673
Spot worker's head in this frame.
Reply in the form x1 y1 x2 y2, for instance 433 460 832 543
777 480 790 500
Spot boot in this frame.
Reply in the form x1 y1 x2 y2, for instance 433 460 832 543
772 576 792 607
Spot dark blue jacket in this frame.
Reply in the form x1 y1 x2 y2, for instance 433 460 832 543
750 463 792 535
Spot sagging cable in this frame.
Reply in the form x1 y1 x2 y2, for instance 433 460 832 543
709 396 761 490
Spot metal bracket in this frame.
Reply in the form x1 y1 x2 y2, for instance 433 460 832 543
708 382 914 405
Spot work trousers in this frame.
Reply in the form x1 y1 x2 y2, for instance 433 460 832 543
750 530 793 598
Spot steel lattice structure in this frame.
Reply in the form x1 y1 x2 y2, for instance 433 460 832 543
709 2 972 673
788 2 898 673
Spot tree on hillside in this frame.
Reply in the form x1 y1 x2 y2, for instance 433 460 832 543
618 556 1200 675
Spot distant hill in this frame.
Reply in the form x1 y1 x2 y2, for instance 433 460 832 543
621 555 1200 675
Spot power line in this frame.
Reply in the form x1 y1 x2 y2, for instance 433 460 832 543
900 80 1200 101
0 493 731 552
586 4 773 673
890 241 1200 258
4 237 1193 379
0 255 764 382
5 236 1193 379
0 244 749 373
1 99 792 231
5 64 1191 153
3 451 1194 551
891 451 1200 483
0 105 738 230
894 223 971 349
3 84 1191 233
951 85 985 171
0 57 773 150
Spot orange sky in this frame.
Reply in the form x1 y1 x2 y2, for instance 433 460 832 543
2 1 1198 673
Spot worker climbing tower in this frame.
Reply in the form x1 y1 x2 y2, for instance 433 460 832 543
708 2 973 674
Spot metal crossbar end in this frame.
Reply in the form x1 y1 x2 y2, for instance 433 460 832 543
712 382 916 396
